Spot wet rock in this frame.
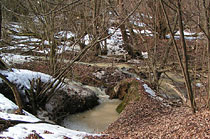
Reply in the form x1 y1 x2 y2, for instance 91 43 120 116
108 78 144 113
45 82 99 121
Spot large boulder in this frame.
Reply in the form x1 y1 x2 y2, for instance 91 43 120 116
108 78 144 113
0 69 99 122
45 82 99 121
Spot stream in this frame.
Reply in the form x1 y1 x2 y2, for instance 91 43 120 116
61 99 121 133
60 85 121 133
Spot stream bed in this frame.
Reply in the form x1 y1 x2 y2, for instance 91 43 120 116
61 99 121 133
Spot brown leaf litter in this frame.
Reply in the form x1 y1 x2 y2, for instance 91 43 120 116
87 81 210 139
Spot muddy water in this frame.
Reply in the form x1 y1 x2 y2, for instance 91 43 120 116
61 99 121 133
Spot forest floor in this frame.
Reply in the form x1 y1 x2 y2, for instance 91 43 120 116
14 54 210 139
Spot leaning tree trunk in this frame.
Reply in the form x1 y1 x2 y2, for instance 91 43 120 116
177 0 196 113
160 0 196 113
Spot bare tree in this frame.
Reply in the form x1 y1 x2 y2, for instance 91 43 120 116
177 0 196 113
202 0 210 109
160 0 196 113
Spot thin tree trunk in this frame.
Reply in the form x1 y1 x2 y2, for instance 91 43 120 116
159 13 178 69
49 12 57 75
118 0 134 57
92 0 101 56
202 0 210 109
160 0 196 113
177 0 196 113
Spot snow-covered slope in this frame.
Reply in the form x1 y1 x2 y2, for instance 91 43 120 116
0 93 100 139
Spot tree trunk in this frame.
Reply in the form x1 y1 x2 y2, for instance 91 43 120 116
118 0 134 57
49 12 57 75
202 0 210 109
156 1 167 39
177 0 196 113
160 0 196 113
92 0 101 56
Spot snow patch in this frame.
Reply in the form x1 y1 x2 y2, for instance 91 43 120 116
57 44 80 54
196 83 203 87
7 23 22 33
140 30 153 36
133 22 146 27
93 71 105 79
0 68 52 90
0 112 41 123
143 84 156 97
107 27 126 55
56 31 75 39
175 31 196 36
133 29 153 36
36 48 50 54
0 53 34 65
0 123 99 139
0 93 18 113
0 93 39 118
141 52 148 59
166 30 201 40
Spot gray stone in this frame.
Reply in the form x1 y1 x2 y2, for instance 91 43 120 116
45 82 99 121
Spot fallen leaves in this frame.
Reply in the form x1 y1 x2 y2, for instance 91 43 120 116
87 82 210 139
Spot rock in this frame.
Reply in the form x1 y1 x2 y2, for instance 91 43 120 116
0 69 99 122
0 80 99 122
108 78 144 113
45 82 99 121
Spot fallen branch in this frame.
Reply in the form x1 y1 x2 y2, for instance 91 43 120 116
0 73 23 114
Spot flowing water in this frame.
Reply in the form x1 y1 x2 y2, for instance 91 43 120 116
61 99 121 133
60 84 121 133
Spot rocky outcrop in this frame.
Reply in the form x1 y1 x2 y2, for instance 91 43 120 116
108 78 145 113
45 82 99 121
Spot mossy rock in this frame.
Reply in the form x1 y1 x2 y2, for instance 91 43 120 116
115 79 141 113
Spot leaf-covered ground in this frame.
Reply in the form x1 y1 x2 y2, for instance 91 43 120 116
86 81 210 138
